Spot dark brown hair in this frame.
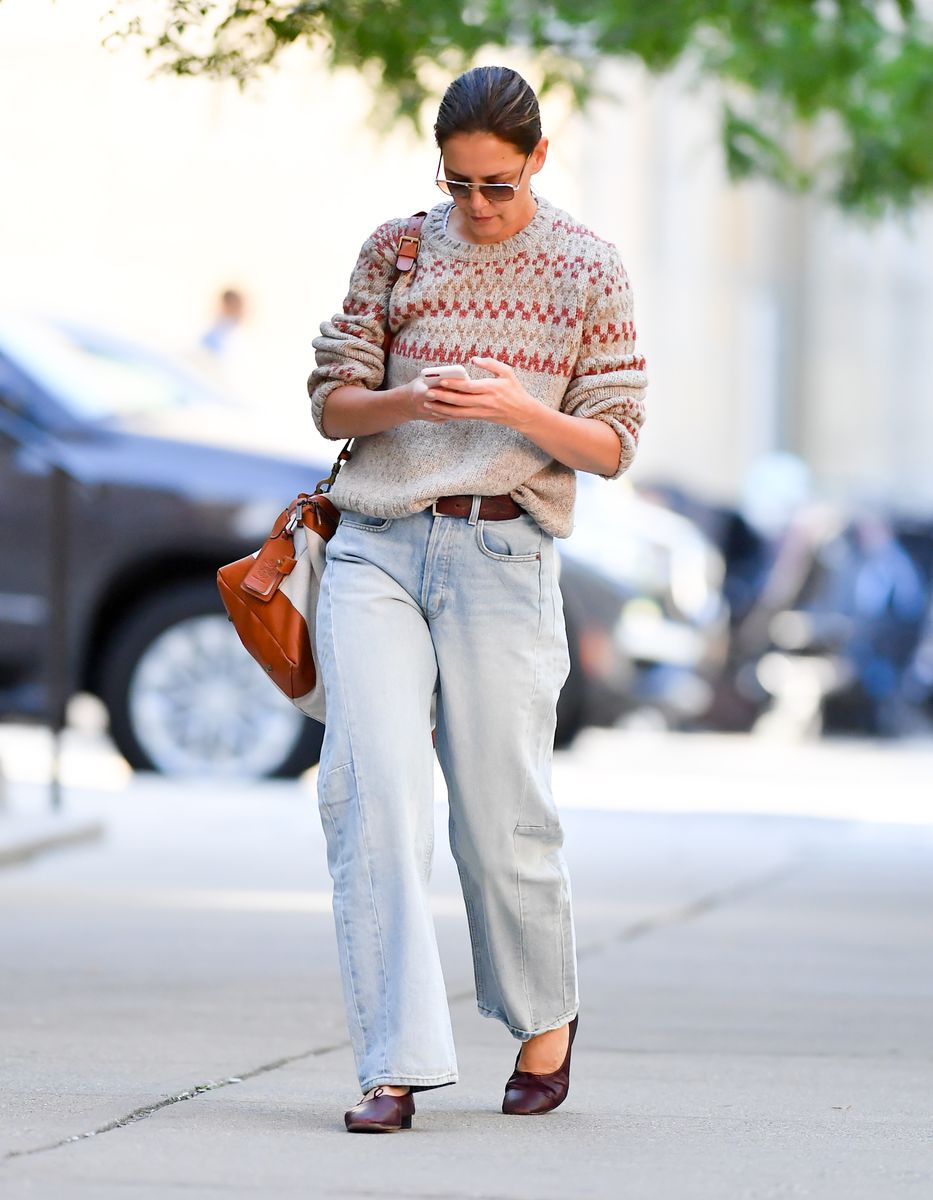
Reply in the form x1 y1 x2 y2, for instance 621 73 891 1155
434 66 542 154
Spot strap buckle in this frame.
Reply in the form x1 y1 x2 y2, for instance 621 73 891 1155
313 440 354 494
395 234 421 269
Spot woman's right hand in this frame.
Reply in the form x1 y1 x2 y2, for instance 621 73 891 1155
402 376 450 424
323 380 451 437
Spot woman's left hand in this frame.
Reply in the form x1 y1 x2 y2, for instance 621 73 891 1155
421 357 538 431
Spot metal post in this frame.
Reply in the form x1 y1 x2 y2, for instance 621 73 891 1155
47 462 70 811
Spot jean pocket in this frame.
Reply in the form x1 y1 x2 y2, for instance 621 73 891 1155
476 513 542 562
340 511 394 532
318 762 356 810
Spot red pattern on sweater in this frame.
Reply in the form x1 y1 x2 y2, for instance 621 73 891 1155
392 297 587 329
580 356 648 374
390 338 576 378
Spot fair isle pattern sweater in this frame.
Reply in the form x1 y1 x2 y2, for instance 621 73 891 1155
307 195 647 538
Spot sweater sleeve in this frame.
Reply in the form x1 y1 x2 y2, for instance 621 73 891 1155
560 247 648 479
307 219 403 440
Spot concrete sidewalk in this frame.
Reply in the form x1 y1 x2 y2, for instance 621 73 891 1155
0 731 931 1198
0 731 105 867
0 806 104 869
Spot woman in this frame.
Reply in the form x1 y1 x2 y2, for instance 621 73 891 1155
307 65 647 1132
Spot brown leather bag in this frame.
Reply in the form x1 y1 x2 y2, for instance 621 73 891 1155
216 212 427 724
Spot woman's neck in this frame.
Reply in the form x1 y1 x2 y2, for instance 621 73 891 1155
445 194 539 245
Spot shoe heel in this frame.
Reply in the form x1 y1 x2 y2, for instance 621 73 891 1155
401 1114 413 1129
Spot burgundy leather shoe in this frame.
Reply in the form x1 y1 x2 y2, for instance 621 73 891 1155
502 1014 579 1116
344 1086 415 1133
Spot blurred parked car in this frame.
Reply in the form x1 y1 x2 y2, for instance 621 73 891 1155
561 473 731 731
0 311 330 778
0 312 729 776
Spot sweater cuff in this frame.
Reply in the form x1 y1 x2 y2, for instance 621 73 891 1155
308 376 348 442
588 412 638 480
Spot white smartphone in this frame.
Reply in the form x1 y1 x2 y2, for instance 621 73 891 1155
420 365 469 382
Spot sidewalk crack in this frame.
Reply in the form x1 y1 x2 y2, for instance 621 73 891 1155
3 1039 347 1163
577 857 809 960
3 857 810 1163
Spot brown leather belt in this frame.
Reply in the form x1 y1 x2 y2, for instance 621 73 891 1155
432 493 524 521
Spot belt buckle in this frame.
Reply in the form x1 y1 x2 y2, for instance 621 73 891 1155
431 498 444 517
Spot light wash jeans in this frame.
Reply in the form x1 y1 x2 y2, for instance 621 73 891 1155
315 496 578 1094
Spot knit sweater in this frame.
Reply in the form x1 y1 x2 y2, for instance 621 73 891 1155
307 194 647 538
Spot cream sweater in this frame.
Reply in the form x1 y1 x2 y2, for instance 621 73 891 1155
307 195 647 538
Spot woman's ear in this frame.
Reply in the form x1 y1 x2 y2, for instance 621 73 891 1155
529 136 548 178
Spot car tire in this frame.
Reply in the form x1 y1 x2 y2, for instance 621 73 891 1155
98 579 324 779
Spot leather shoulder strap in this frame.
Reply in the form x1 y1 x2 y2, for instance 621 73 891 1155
323 212 427 492
394 211 427 273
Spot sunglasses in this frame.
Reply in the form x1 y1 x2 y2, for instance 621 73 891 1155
435 151 531 203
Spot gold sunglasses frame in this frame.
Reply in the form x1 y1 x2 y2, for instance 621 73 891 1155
434 151 531 204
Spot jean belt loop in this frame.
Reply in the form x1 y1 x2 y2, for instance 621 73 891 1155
468 495 482 526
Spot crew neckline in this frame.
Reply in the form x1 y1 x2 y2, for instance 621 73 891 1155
424 194 553 261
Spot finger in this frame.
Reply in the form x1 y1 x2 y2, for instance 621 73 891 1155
424 400 479 421
429 378 487 394
471 356 514 378
425 389 476 406
422 399 458 420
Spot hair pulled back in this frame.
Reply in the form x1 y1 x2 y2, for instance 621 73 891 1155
434 66 542 155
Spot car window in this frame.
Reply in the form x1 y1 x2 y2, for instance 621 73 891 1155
0 314 232 420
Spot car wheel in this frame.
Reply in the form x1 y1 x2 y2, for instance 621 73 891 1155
98 580 324 778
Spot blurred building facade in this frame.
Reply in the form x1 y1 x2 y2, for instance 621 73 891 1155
1 2 931 514
579 60 933 515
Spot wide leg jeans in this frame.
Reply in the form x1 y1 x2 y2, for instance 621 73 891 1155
315 497 578 1094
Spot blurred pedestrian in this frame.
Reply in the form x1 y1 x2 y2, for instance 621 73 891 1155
200 287 245 357
191 286 267 407
307 64 648 1132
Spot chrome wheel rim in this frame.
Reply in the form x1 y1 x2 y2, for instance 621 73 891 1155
127 614 306 777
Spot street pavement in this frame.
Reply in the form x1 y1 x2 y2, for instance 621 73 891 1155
1 723 931 1199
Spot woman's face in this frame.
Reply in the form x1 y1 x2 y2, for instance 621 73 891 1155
439 131 547 244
